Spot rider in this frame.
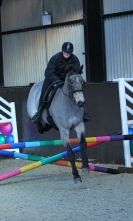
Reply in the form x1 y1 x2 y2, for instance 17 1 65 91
32 42 81 126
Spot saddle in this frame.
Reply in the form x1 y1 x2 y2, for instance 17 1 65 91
43 80 64 130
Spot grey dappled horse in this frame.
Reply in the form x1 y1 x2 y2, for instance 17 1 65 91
27 68 89 183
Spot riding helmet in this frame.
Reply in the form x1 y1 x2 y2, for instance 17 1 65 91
62 42 73 54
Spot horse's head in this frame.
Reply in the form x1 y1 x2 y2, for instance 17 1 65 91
67 66 85 107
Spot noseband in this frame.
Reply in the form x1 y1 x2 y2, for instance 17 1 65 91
62 86 83 97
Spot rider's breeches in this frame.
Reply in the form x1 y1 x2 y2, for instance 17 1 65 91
38 75 61 109
38 79 51 106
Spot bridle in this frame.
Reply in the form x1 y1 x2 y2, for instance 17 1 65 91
62 75 84 99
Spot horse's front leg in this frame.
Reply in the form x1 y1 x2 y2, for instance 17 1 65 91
59 128 82 183
75 122 89 174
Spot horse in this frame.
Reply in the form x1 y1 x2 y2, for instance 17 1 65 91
27 67 89 183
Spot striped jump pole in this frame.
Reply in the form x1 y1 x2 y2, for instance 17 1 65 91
0 149 118 174
0 143 119 181
0 140 102 161
0 141 104 181
53 160 119 174
0 134 133 150
0 146 81 181
0 139 103 150
0 140 119 176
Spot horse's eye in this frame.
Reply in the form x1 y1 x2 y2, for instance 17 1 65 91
70 80 74 85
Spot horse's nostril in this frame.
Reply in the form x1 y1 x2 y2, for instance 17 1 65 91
78 101 84 107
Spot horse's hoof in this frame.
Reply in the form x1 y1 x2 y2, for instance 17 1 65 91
74 176 82 184
82 168 90 175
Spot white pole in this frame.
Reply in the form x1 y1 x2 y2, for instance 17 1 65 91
0 97 19 153
10 102 18 143
118 78 131 167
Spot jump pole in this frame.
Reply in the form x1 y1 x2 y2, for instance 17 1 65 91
0 146 80 181
0 140 101 160
0 145 119 175
0 141 103 181
0 150 120 174
53 160 119 174
0 134 133 150
0 138 120 181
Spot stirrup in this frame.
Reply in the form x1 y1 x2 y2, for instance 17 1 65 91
37 122 45 134
37 121 52 133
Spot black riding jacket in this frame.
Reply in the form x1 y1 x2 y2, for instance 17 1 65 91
45 52 81 81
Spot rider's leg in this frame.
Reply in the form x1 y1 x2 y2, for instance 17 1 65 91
32 79 50 123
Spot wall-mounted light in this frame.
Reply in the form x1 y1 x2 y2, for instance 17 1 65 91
41 0 52 25
41 11 52 26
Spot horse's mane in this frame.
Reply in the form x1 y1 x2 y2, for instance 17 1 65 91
67 64 83 77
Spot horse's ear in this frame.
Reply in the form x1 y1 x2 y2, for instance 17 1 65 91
79 65 83 74
69 64 75 72
65 64 74 73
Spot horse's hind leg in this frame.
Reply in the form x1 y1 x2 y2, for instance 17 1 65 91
75 122 89 174
59 128 82 183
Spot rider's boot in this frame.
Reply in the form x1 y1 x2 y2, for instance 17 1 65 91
31 102 46 134
31 104 44 124
32 101 52 134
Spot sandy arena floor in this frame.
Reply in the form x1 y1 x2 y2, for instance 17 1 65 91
0 159 133 221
